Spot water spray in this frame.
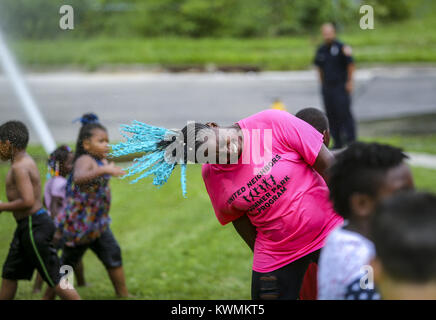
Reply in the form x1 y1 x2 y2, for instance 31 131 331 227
0 28 56 154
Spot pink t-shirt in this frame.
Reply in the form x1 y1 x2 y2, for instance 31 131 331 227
202 109 343 273
44 176 67 217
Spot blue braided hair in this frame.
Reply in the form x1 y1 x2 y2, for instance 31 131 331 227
111 121 211 198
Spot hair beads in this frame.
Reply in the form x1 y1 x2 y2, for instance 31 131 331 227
111 121 188 198
46 145 72 179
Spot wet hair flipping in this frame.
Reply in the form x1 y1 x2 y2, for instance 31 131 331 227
111 120 212 197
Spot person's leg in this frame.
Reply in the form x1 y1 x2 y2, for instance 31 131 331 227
0 279 18 300
40 261 80 300
107 266 129 298
1 220 35 300
299 263 318 300
252 253 314 300
43 245 86 300
275 256 313 299
42 286 56 300
334 85 356 147
252 271 280 300
299 249 322 300
62 245 88 280
24 214 59 289
25 213 81 300
332 85 353 149
53 284 81 300
341 90 357 145
251 270 261 300
32 272 44 293
323 87 343 149
90 228 129 297
42 243 64 298
74 259 87 287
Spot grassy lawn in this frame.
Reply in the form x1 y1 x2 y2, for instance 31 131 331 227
360 135 436 155
1 138 435 300
10 2 436 71
0 163 252 299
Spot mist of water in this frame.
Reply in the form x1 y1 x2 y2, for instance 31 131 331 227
0 28 56 154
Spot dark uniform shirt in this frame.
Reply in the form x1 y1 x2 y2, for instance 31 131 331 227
314 40 354 85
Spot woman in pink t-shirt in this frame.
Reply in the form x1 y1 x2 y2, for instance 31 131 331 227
115 109 343 299
200 109 342 299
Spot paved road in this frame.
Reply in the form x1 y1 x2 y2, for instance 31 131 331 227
1 66 436 143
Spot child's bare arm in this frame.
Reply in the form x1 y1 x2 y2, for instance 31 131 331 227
0 165 34 213
73 155 124 185
73 156 105 185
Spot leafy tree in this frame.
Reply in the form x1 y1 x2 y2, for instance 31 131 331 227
0 0 412 39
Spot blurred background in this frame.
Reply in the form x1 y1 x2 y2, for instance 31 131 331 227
0 0 435 299
1 0 435 142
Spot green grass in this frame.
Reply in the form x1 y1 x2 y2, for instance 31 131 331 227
1 137 435 299
0 162 252 299
10 2 436 71
360 135 436 155
411 167 436 192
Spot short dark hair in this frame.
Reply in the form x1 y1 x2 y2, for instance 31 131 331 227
295 108 329 133
328 142 408 219
371 191 436 283
0 121 29 150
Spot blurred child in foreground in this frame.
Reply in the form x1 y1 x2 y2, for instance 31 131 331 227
318 142 414 300
371 191 436 300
